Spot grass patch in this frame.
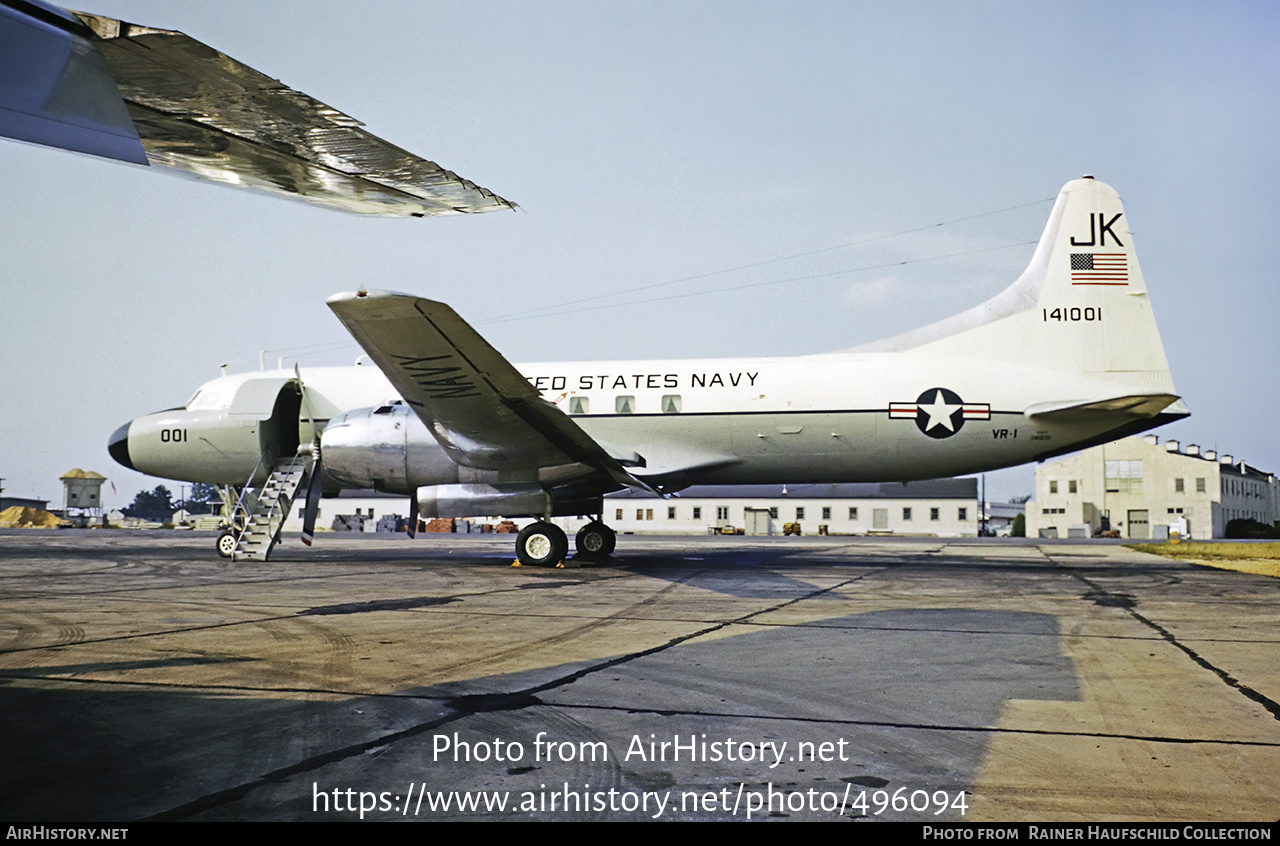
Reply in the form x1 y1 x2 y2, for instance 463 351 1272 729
1130 542 1280 578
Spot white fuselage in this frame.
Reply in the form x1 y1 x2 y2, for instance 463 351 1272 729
117 345 1139 492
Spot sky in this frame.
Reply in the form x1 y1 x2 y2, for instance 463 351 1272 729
1 0 1277 509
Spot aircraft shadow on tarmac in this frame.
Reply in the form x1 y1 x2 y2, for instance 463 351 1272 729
0 606 1077 821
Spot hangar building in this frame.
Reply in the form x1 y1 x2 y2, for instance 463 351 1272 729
1027 435 1279 540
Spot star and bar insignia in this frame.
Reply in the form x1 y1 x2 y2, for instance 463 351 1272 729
889 388 990 439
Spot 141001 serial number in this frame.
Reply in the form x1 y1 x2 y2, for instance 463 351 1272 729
1043 307 1101 322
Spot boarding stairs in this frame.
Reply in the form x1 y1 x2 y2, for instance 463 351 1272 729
230 451 313 561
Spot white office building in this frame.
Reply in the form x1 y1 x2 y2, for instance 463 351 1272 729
593 480 979 537
1028 435 1278 540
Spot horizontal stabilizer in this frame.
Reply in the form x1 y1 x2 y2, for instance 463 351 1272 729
1025 394 1184 422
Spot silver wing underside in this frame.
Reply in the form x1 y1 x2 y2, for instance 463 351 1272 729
0 2 514 216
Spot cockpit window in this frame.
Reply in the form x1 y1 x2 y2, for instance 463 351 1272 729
186 388 228 410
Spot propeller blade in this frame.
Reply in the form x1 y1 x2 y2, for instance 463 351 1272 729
294 364 324 547
300 454 323 546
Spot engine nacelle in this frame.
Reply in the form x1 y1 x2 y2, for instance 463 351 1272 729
417 483 549 518
320 403 467 493
322 403 607 517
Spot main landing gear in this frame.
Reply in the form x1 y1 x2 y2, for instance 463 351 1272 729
575 521 616 556
514 519 617 567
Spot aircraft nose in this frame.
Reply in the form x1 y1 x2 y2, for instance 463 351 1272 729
108 422 134 470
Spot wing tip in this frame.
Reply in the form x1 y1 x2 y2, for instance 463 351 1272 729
326 289 418 305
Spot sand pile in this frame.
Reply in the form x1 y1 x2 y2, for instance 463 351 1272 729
0 506 61 528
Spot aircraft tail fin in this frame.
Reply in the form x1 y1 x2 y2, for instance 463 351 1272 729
853 177 1179 396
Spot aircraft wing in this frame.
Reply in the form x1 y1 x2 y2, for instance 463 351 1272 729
327 291 653 491
0 2 514 216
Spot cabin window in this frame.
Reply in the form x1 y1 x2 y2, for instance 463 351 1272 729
661 395 682 413
569 396 589 414
615 396 635 414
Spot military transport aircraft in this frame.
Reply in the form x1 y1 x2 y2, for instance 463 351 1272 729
2 5 1186 565
106 175 1188 564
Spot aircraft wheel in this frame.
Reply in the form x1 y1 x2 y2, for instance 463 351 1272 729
516 522 568 567
575 522 616 557
216 530 238 559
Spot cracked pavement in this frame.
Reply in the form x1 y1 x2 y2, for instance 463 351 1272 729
1 531 1276 821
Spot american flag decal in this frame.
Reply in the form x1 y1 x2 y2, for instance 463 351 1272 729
1070 252 1128 285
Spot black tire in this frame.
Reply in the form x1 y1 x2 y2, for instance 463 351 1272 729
516 522 568 567
575 522 616 557
216 530 238 559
